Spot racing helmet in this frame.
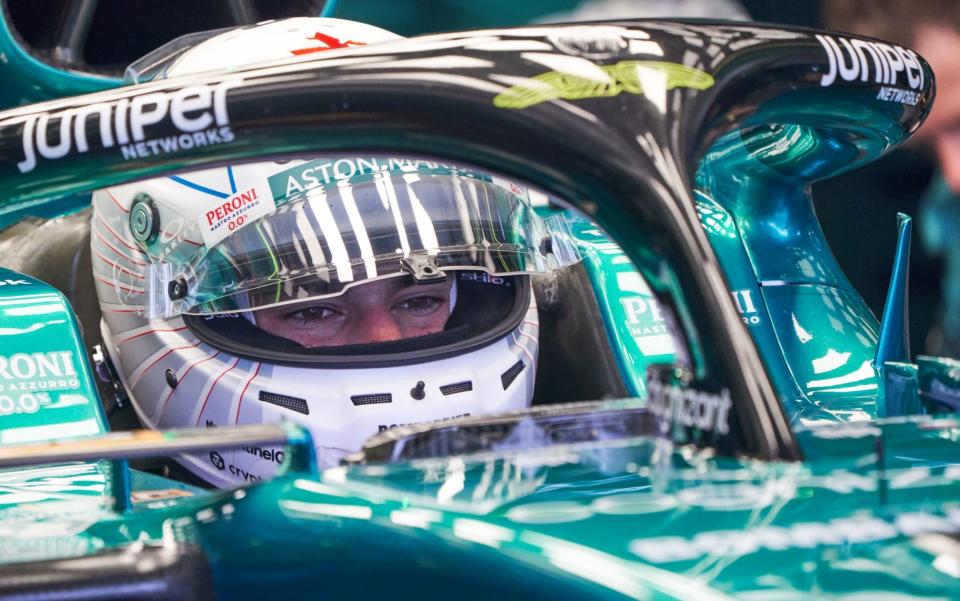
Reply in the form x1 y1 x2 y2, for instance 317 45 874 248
91 19 577 486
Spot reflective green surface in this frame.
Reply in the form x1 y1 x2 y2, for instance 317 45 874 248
0 17 950 600
5 267 960 599
0 269 106 441
569 217 676 397
696 122 899 423
6 417 960 599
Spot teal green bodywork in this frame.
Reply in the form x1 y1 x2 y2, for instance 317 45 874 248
696 123 893 423
0 16 955 600
0 270 106 440
4 187 959 598
568 218 676 398
5 410 960 599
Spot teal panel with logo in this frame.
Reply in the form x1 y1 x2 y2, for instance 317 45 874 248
0 269 107 442
566 216 676 397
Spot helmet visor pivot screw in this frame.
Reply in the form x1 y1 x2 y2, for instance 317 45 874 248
129 193 159 243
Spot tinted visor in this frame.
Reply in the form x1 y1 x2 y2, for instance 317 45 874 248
177 165 574 315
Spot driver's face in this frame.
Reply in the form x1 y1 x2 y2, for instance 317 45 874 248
254 276 454 347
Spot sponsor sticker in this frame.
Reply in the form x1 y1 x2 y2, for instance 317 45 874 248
616 272 676 357
0 352 80 395
9 79 239 174
198 183 276 247
815 34 925 105
240 445 285 464
646 376 732 436
460 272 511 286
267 156 486 201
208 448 263 481
731 289 761 325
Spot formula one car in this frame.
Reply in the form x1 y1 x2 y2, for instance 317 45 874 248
1 16 960 601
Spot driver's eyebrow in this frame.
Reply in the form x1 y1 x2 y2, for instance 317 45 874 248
391 275 451 293
408 279 452 293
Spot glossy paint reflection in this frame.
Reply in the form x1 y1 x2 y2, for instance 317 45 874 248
696 124 894 422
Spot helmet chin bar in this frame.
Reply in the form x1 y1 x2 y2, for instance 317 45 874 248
145 295 537 488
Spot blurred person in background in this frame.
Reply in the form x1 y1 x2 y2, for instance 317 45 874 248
825 0 960 358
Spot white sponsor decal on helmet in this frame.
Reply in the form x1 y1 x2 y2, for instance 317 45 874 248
198 182 277 247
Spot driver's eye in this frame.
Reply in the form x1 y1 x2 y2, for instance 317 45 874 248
394 295 443 316
288 305 339 324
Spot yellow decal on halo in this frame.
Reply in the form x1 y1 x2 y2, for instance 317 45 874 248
493 60 714 109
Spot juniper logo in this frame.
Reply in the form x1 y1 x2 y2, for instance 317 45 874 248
11 80 238 174
815 34 924 90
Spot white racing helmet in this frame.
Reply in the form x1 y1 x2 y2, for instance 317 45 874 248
91 19 576 486
91 19 575 486
90 20 578 487
123 16 403 82
93 156 573 486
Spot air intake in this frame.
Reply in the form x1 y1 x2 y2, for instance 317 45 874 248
258 391 309 415
500 360 525 390
440 381 473 396
351 393 392 406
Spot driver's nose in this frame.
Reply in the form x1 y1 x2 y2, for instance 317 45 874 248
350 307 403 344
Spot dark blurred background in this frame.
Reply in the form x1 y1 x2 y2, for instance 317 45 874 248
2 0 942 354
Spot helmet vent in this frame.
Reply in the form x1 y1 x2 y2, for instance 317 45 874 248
258 390 309 415
440 381 473 396
500 360 526 390
351 393 393 406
